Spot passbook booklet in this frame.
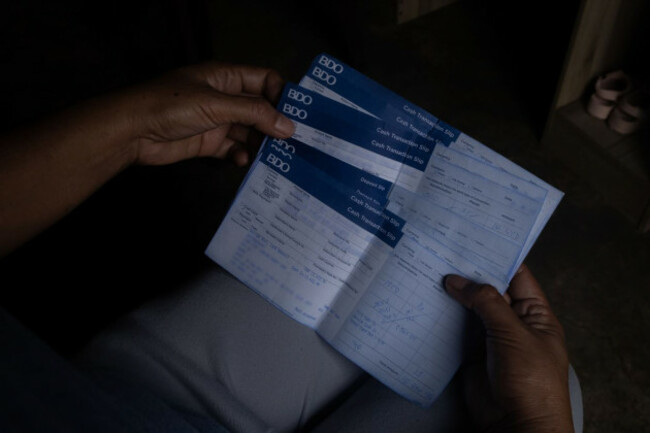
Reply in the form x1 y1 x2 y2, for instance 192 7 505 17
205 53 563 406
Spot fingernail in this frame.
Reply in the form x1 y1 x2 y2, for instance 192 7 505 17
274 115 295 137
444 274 469 292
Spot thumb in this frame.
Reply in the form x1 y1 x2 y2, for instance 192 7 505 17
445 275 522 334
211 93 295 139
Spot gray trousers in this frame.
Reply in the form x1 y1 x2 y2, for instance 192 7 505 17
79 266 583 433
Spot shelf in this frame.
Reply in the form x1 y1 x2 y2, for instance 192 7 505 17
544 100 650 231
558 101 649 182
542 0 650 232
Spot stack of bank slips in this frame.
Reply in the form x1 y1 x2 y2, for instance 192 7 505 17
206 53 563 406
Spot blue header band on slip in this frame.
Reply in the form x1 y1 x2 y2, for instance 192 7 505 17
278 83 434 171
304 53 461 147
271 137 393 204
305 54 396 118
259 140 404 248
382 104 459 147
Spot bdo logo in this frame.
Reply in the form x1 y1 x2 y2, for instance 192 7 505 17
318 55 344 73
288 89 312 105
282 103 308 119
271 138 296 155
266 153 290 172
312 67 336 85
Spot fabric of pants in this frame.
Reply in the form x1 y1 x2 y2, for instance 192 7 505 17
77 265 583 433
0 307 229 433
78 265 364 432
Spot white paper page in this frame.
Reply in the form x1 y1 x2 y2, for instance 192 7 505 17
290 112 545 291
385 144 547 285
206 160 392 328
414 152 543 245
301 80 563 279
387 187 520 283
445 135 563 276
324 223 503 406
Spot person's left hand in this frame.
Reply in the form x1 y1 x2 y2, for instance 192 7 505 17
123 62 296 166
445 266 573 432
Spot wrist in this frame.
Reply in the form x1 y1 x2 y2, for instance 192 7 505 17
0 90 140 256
93 90 143 169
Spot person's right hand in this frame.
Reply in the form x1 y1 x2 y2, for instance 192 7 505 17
444 265 574 433
123 62 295 167
0 62 295 257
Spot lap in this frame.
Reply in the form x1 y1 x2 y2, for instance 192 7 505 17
78 265 364 432
0 307 227 433
78 265 583 433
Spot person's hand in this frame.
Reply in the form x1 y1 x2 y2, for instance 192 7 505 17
0 62 295 257
121 62 295 167
444 265 574 433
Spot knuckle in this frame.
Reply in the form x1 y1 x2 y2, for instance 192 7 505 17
248 99 270 118
265 68 283 83
514 298 553 318
470 284 501 307
528 303 551 316
223 67 240 89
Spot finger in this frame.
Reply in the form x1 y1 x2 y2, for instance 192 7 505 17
233 149 249 166
227 124 252 144
226 140 249 166
202 135 250 166
199 63 285 101
511 295 564 335
445 275 522 333
508 264 550 306
206 135 237 159
505 266 565 335
261 70 285 103
226 125 258 164
246 128 266 147
207 93 295 139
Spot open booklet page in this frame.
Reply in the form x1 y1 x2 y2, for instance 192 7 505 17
300 54 563 278
205 54 563 406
